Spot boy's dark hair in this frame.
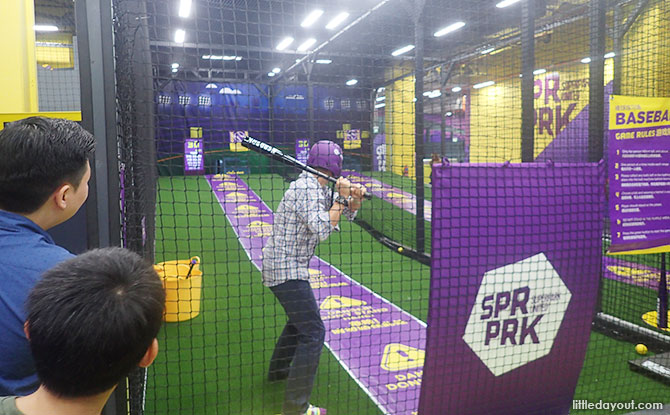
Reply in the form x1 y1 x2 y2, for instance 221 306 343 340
26 247 165 397
0 116 95 213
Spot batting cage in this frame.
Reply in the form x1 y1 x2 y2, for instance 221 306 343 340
71 0 670 414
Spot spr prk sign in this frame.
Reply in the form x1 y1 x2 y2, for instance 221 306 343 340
462 252 572 377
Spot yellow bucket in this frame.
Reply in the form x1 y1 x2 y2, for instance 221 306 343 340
155 257 203 322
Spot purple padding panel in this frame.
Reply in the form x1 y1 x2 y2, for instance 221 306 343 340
420 162 604 415
206 174 426 415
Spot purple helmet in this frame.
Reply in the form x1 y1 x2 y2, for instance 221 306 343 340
307 140 343 177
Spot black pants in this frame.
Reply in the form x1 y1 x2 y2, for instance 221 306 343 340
269 280 326 415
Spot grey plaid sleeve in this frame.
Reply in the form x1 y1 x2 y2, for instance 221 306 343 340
294 185 335 242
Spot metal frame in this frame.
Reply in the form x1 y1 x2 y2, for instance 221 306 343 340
413 0 426 254
588 0 606 163
520 0 536 163
75 0 123 413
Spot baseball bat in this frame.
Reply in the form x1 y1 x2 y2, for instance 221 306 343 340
241 136 371 200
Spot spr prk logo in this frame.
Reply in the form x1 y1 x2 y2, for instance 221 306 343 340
462 253 571 376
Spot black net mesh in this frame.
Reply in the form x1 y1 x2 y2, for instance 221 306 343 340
105 0 670 414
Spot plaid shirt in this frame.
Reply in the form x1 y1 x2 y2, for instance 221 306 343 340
262 172 356 287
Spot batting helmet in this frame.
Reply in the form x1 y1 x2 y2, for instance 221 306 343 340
307 140 343 178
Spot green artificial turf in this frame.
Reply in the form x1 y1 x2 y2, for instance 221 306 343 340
600 278 668 332
145 175 428 415
354 171 432 253
573 332 670 414
145 174 668 415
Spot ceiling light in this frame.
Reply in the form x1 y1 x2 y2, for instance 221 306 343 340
326 12 349 30
220 87 242 95
428 90 442 98
451 86 462 92
272 67 281 73
473 80 495 89
316 59 332 64
172 68 178 73
268 72 276 77
178 0 192 17
34 25 59 32
605 52 615 59
533 68 546 75
375 103 386 109
496 0 521 8
376 96 386 101
301 9 324 28
205 83 218 89
346 79 358 86
171 63 180 69
446 111 453 117
276 37 294 51
391 45 415 56
581 57 591 64
480 47 495 55
174 29 186 43
434 21 465 37
297 38 317 52
202 55 242 61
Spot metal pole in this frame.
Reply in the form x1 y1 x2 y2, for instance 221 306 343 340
269 84 275 143
588 0 606 163
520 0 536 162
76 0 121 250
307 64 315 142
613 3 623 95
370 89 377 170
439 63 454 157
414 1 426 253
658 253 668 329
75 0 123 413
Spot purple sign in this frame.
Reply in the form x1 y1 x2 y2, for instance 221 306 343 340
206 174 426 415
345 171 431 221
608 96 670 254
420 162 604 415
373 134 386 172
296 139 310 164
184 138 204 175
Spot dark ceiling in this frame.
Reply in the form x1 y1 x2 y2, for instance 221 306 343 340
146 0 534 87
32 0 591 90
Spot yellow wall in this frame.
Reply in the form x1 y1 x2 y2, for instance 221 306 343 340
382 1 668 167
0 112 82 130
36 33 75 69
621 1 670 97
470 15 615 162
0 0 38 113
386 77 416 177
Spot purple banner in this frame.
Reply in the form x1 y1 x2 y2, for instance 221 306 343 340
373 134 386 172
608 96 670 253
184 138 204 175
345 171 432 222
206 174 426 415
296 139 310 164
420 162 604 415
